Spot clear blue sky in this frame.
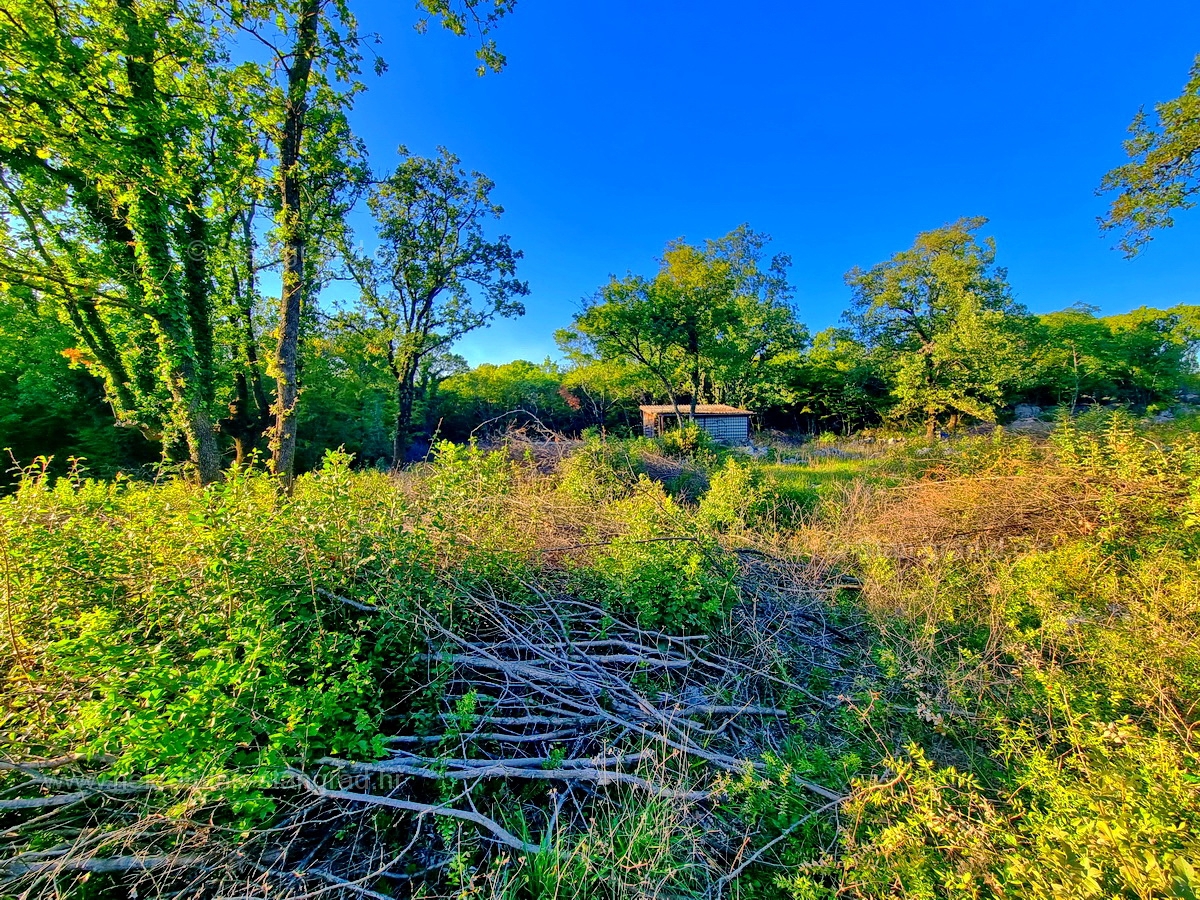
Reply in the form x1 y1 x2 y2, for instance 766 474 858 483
342 0 1200 366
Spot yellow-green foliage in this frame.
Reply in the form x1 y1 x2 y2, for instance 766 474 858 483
658 422 715 458
0 443 745 824
588 476 734 630
697 457 767 532
0 452 431 815
821 414 1200 899
556 435 643 503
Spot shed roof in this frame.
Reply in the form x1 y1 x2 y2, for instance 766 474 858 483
639 404 753 416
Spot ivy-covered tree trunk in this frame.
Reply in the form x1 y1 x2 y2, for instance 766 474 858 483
393 354 422 466
270 0 320 490
180 196 214 406
119 0 221 483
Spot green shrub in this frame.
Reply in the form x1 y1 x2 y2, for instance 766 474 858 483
585 477 734 631
698 457 768 532
0 452 432 816
658 422 716 459
557 436 643 503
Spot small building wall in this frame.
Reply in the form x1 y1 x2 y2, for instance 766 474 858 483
645 413 750 444
694 415 749 444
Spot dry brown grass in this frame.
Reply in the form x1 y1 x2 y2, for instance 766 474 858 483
859 473 1101 555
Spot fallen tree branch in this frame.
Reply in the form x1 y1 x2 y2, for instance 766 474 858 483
0 791 92 811
3 853 210 877
383 750 650 770
290 769 545 855
317 754 710 801
315 587 379 613
0 753 111 772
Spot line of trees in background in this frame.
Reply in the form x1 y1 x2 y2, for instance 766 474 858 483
6 213 1198 477
1 1 1198 482
287 216 1200 459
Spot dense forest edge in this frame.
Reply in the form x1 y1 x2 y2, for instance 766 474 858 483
7 213 1200 481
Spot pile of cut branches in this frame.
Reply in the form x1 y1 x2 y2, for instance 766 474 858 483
1 558 864 899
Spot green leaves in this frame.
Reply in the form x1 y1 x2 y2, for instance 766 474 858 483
415 0 517 75
1030 303 1200 408
845 217 1030 434
0 0 521 483
0 462 432 805
0 0 267 480
1100 53 1200 257
336 146 528 462
566 225 806 412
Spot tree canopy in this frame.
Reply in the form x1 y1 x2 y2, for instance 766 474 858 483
338 147 527 464
1100 53 1200 256
844 217 1031 436
560 225 806 417
0 0 519 483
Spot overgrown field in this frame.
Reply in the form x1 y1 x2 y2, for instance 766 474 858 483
2 415 1198 899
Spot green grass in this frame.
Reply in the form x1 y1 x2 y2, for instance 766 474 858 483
762 455 879 489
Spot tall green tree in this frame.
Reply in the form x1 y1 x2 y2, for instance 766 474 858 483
338 147 527 465
1100 53 1200 256
562 225 805 417
224 0 370 486
792 328 889 434
0 0 517 483
1025 304 1200 409
1028 305 1121 409
845 217 1029 437
231 0 516 485
1103 304 1200 402
0 0 247 482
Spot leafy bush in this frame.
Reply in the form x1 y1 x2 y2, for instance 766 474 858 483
658 422 717 459
6 424 1199 897
0 452 432 816
584 477 734 631
821 418 1200 898
698 457 768 532
557 436 643 503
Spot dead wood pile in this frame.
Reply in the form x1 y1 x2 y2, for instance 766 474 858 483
1 555 864 899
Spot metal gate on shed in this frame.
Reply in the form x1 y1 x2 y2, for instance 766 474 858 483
694 415 749 444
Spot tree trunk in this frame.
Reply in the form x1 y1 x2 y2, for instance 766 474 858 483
230 207 271 461
923 344 938 441
269 0 319 490
393 355 421 467
688 327 700 416
118 0 220 484
1069 345 1081 412
181 194 214 405
219 373 269 467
